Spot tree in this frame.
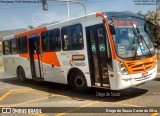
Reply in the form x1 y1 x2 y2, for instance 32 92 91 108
145 10 160 46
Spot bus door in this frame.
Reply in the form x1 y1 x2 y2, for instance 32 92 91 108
29 34 43 79
86 24 110 87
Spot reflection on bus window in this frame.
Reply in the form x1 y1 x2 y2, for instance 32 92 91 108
41 28 61 52
10 38 18 54
62 24 84 51
3 40 10 55
112 18 155 59
18 36 28 54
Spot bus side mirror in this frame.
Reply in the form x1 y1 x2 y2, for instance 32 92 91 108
109 24 116 35
145 21 157 39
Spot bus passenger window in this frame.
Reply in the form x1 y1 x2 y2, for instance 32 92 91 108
3 40 10 55
10 38 18 54
41 31 48 52
62 24 84 51
63 35 68 50
41 28 61 52
48 29 61 51
18 36 28 54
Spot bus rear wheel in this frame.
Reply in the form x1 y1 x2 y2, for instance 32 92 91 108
70 70 88 92
17 67 27 82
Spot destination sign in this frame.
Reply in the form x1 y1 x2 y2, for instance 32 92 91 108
113 20 138 26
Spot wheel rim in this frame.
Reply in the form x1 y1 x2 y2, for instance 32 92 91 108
74 74 86 88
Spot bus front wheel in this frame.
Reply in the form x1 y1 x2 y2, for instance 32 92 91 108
17 67 27 82
70 70 88 92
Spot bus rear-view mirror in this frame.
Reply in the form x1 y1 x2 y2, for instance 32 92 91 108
109 23 116 35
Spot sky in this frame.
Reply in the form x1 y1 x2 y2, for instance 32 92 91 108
0 0 157 31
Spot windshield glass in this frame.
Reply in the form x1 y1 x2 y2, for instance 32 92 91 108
111 18 155 59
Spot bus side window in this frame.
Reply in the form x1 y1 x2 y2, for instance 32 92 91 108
41 29 61 52
10 38 18 54
18 36 28 54
48 29 61 51
3 40 10 55
62 24 84 51
63 35 68 50
41 31 48 52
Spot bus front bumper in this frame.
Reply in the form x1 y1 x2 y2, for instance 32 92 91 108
130 66 157 86
115 66 157 90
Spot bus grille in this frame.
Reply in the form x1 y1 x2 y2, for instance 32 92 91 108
126 61 154 74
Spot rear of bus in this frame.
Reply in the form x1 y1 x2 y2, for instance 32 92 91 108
104 12 157 90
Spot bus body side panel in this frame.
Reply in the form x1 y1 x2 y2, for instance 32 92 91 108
2 35 15 75
42 50 91 86
40 51 67 84
110 59 131 90
41 17 103 87
3 55 12 74
14 55 32 79
2 53 32 79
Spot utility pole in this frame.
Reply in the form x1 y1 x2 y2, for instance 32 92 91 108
41 0 86 20
156 0 160 23
67 0 69 20
42 0 48 10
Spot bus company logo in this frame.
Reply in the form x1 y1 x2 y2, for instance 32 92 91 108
72 55 85 61
72 62 86 66
70 60 86 66
63 60 86 67
150 58 153 62
142 64 146 71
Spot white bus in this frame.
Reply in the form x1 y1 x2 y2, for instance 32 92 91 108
2 12 157 92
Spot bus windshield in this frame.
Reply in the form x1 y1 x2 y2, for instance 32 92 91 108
111 18 155 59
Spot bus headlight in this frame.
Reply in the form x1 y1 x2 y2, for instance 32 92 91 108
117 61 128 75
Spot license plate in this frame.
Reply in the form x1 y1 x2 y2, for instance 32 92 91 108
142 72 148 78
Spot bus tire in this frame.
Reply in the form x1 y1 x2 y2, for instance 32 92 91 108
70 70 88 93
17 67 27 82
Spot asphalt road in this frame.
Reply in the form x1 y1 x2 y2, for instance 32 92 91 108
0 67 160 116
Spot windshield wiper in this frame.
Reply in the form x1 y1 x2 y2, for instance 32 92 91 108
129 20 139 60
130 19 152 58
136 27 152 57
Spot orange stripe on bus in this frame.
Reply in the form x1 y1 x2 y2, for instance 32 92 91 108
14 27 60 67
41 52 61 67
15 27 47 59
19 52 61 67
19 54 29 59
14 27 47 38
96 12 117 59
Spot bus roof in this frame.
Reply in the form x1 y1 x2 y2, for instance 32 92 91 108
105 11 144 19
2 11 144 41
